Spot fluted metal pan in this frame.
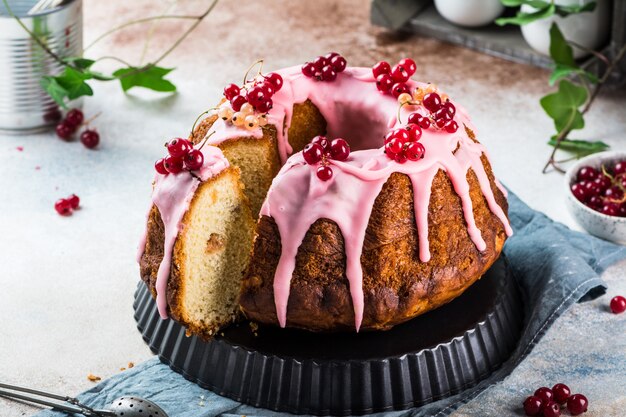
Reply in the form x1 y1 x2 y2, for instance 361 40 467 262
134 255 523 415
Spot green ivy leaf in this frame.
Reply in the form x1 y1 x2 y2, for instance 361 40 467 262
555 2 596 17
63 57 95 70
549 23 575 67
40 66 94 107
112 65 177 93
540 79 587 133
495 3 555 26
549 65 599 86
547 138 609 155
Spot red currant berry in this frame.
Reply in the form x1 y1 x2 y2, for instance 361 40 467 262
330 55 347 73
223 83 240 100
604 186 624 200
405 141 425 161
407 113 423 125
571 183 588 202
398 58 416 76
418 117 431 129
167 138 191 158
246 86 266 107
613 160 626 175
542 401 561 417
391 128 410 143
163 155 184 174
567 394 588 415
601 203 619 216
594 176 611 192
321 65 337 81
155 158 168 175
258 82 275 97
255 98 273 113
442 101 456 117
385 138 403 155
577 166 598 181
534 387 554 405
44 107 62 123
184 149 204 171
316 165 333 181
330 138 350 161
55 122 74 140
302 62 316 77
303 143 324 164
587 195 603 209
80 129 100 149
230 95 247 112
434 108 452 122
552 384 571 404
393 151 407 164
391 82 410 98
325 51 340 60
311 135 330 151
405 123 422 141
265 72 283 91
523 396 543 416
423 92 442 112
376 74 394 93
435 117 447 129
65 108 84 128
313 56 328 72
610 295 626 314
619 203 626 217
67 194 80 210
444 120 459 133
372 61 391 78
54 198 72 216
390 64 410 83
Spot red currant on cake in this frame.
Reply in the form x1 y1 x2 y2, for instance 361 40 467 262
610 295 626 314
372 58 417 96
330 138 350 161
166 138 192 158
303 143 324 164
316 165 333 181
223 83 240 100
264 72 283 91
302 53 347 82
567 394 588 415
163 155 184 174
155 158 168 175
423 92 442 112
184 149 204 171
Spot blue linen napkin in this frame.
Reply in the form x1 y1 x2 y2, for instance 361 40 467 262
36 190 626 417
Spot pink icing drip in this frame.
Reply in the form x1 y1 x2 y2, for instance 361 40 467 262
138 146 229 319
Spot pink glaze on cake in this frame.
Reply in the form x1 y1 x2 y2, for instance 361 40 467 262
138 146 229 319
145 65 512 327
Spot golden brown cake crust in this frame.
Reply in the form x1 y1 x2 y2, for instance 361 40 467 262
239 155 508 331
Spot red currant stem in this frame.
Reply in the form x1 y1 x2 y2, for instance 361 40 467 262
543 42 626 174
601 164 615 182
190 108 218 136
82 111 102 127
396 102 411 125
84 14 202 52
242 59 265 86
197 131 215 151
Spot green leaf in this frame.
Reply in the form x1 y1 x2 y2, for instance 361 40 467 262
40 77 70 108
495 3 555 26
547 138 609 155
40 66 93 107
540 79 587 133
63 57 95 70
555 2 596 16
549 23 575 67
549 64 581 85
112 65 177 93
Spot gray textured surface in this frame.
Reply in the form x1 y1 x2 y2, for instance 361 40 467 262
0 0 625 416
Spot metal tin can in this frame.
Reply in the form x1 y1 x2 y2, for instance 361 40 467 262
0 0 82 133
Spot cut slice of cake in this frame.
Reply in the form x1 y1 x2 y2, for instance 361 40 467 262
139 146 255 339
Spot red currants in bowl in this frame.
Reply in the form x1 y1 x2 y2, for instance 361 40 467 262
570 160 626 218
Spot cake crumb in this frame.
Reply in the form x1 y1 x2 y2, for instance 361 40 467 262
128 362 134 369
87 373 101 382
120 367 126 371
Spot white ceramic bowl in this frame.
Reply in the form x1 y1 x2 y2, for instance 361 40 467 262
434 0 504 28
565 151 626 245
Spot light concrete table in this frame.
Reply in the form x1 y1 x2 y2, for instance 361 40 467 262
1 1 624 416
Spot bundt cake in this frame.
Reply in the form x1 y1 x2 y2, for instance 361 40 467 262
137 54 513 338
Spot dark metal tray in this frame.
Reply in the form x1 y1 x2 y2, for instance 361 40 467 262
133 256 523 415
